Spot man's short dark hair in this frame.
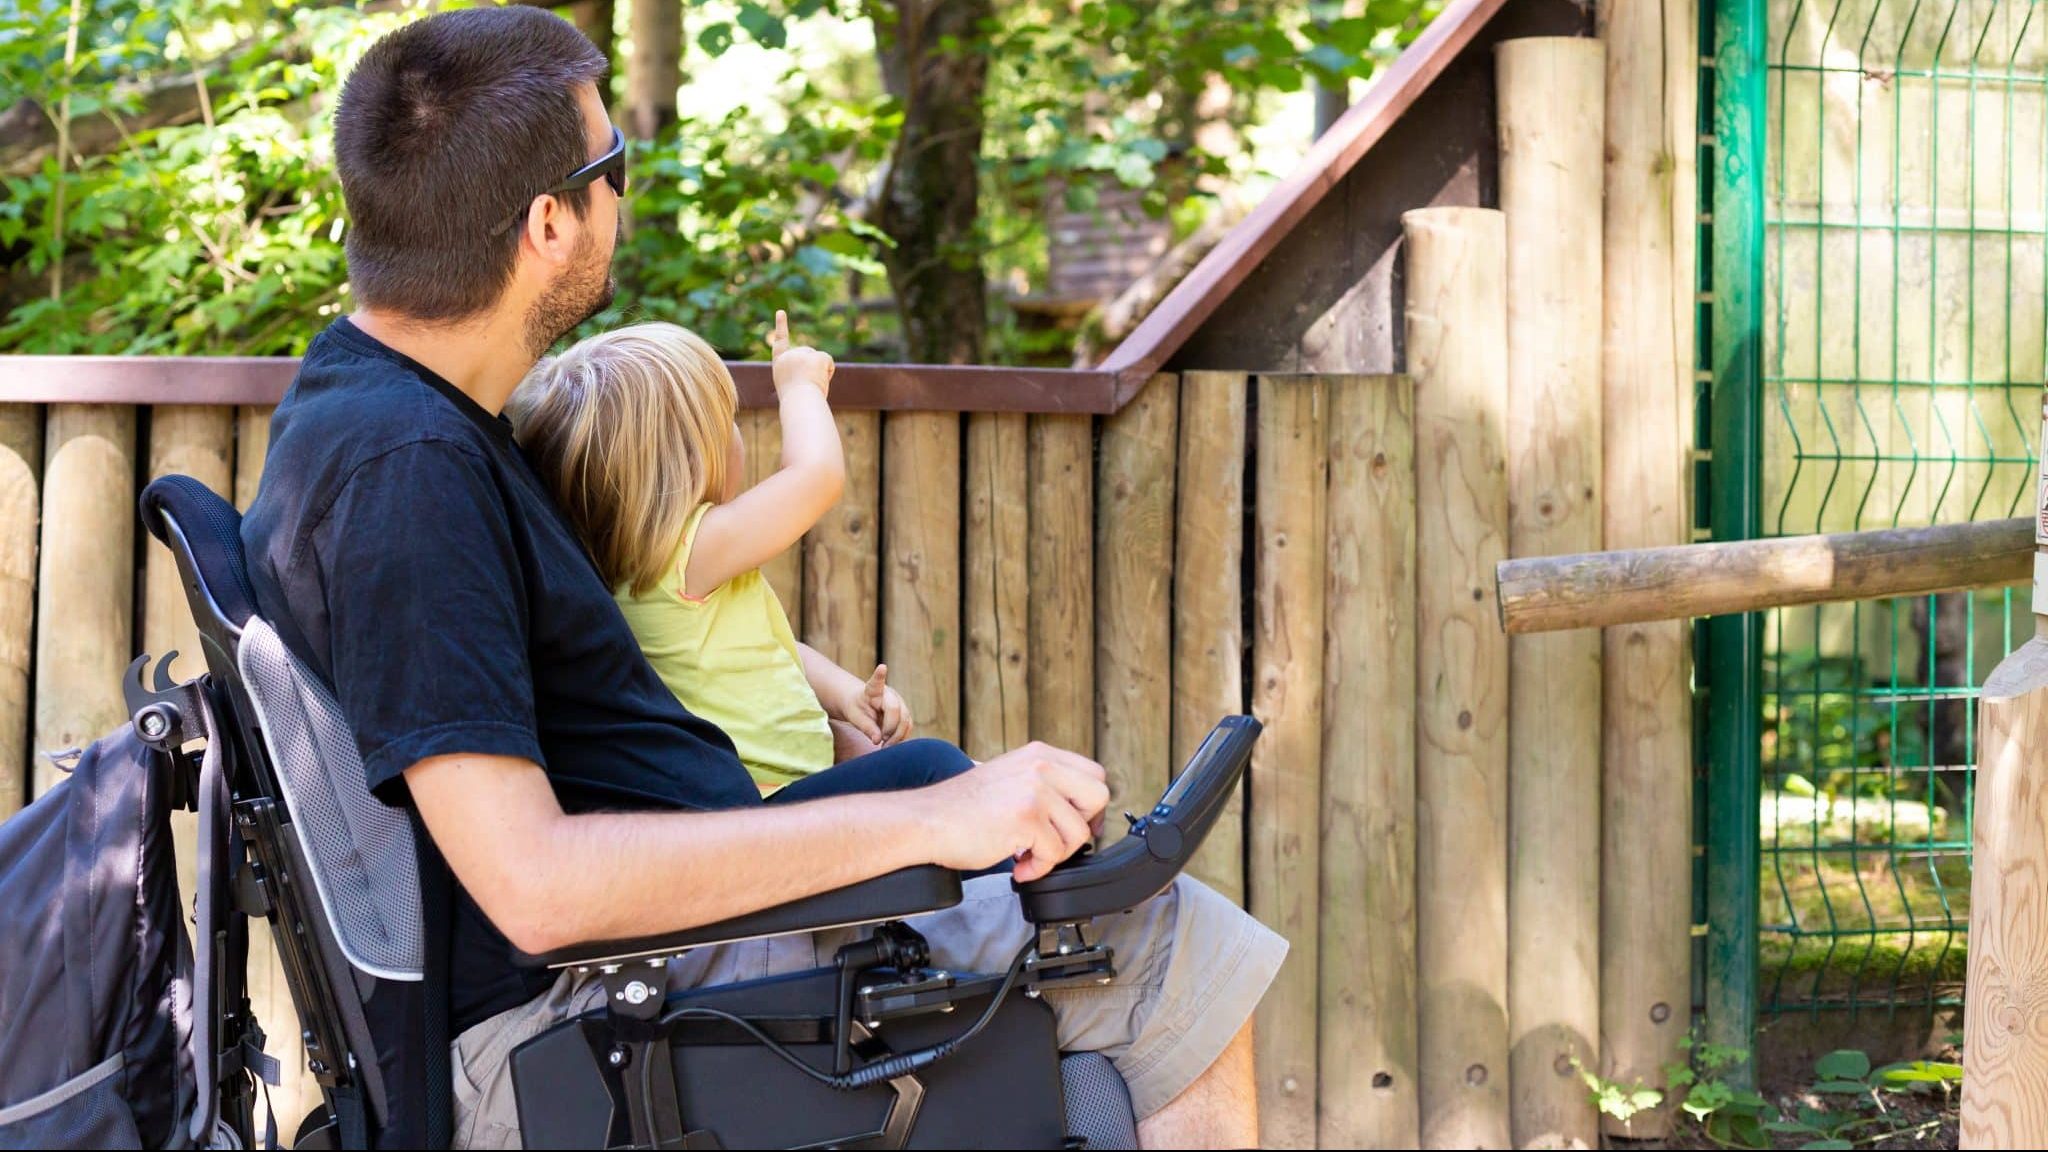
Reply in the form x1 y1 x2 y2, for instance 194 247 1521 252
335 7 607 321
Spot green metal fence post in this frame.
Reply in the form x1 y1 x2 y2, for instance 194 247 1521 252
1707 0 1765 1079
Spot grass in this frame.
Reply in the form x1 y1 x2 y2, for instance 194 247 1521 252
1759 849 1970 1009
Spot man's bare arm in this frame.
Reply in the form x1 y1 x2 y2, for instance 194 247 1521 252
405 742 1109 956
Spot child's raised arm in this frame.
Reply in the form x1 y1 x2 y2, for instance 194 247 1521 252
684 312 846 598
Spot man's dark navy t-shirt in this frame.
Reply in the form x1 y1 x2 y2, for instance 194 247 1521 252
242 318 761 1033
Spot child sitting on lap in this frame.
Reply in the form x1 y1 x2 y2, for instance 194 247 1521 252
513 314 910 793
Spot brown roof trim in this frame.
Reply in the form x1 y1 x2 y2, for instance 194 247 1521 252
0 356 1118 414
1096 0 1511 404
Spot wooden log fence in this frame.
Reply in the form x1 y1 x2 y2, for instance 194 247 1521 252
0 366 1440 1145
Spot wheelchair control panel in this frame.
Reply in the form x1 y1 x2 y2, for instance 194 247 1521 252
1014 714 1261 926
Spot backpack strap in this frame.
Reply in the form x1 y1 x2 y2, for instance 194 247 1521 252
188 691 228 1146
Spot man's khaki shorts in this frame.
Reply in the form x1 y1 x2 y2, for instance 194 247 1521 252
450 874 1288 1149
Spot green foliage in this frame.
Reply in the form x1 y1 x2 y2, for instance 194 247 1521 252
3 0 1438 359
0 1 405 353
1764 649 1936 803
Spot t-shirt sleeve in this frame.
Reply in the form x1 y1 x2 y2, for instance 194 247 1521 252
306 440 544 802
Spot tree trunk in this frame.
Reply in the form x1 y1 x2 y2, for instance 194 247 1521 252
873 0 991 364
626 0 679 140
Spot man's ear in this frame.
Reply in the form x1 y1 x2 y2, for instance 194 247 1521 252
521 193 574 267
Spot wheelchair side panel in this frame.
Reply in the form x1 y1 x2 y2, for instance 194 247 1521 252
510 966 1067 1150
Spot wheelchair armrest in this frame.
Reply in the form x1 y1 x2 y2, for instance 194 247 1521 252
517 864 964 969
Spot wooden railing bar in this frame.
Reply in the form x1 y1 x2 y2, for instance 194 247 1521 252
0 356 1119 414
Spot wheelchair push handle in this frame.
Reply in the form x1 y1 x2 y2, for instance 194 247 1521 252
1013 715 1260 925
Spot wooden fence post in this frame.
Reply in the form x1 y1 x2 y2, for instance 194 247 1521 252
144 408 234 682
1252 373 1328 1150
0 405 40 817
964 412 1030 760
1499 35 1605 1150
1405 206 1511 1148
1096 375 1178 833
234 406 274 512
1963 617 2048 1148
742 407 805 634
33 405 136 798
1599 0 1699 1132
804 412 881 673
883 412 962 745
1175 372 1248 902
1319 374 1419 1149
1028 415 1093 755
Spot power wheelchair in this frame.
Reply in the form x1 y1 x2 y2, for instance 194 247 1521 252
133 474 1259 1150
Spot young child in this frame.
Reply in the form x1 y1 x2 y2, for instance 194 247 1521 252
512 314 911 793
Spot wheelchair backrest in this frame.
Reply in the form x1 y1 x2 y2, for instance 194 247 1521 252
141 475 425 981
140 475 439 1146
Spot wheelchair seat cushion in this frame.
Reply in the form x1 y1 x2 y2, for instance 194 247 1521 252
237 617 424 980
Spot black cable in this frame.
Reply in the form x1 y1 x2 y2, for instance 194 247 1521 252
647 941 1037 1092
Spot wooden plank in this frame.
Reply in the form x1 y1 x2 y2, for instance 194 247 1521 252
0 405 39 817
1498 35 1605 1151
144 407 233 683
963 412 1030 760
803 411 881 673
1174 372 1248 903
741 407 805 634
1404 206 1511 1148
1095 374 1178 839
33 405 136 797
1319 374 1420 1149
234 405 273 512
882 411 961 745
0 356 1120 414
1251 373 1328 1151
1028 414 1094 755
1963 624 2048 1149
1497 518 2033 633
1599 0 1701 1125
1596 0 1699 1121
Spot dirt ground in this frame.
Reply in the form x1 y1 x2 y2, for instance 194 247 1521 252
1613 1019 1962 1150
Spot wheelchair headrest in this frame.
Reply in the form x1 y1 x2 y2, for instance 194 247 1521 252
140 475 257 633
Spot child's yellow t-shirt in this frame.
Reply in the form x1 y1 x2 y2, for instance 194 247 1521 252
614 503 833 789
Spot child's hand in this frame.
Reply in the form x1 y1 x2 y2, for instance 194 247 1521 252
836 663 912 747
767 310 834 398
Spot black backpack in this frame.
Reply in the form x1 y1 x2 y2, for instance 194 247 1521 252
0 687 261 1149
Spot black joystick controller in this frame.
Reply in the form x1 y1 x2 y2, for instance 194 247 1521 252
1013 715 1260 925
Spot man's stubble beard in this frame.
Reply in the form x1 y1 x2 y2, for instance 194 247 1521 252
525 224 617 360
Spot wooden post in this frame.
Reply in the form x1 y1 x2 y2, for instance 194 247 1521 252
1404 206 1511 1148
1174 372 1248 902
804 412 881 673
1599 0 1699 1128
1963 617 2048 1148
0 405 40 817
882 411 961 745
963 412 1029 760
1499 35 1605 1150
1252 373 1327 1151
1096 375 1178 838
1319 375 1420 1149
144 408 233 683
234 405 274 512
1028 415 1093 755
33 405 136 798
742 407 804 634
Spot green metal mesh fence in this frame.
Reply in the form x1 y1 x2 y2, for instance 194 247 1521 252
1757 0 2047 1013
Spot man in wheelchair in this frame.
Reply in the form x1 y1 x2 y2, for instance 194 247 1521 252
219 7 1285 1148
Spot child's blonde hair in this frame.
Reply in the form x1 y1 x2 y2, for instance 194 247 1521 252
511 322 737 595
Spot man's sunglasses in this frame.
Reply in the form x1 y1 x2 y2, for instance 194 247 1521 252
492 126 629 237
